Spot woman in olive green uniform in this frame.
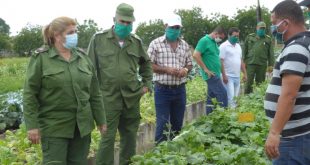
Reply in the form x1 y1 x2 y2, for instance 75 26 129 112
23 16 107 165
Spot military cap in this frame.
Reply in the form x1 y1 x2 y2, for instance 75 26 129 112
257 21 266 28
115 3 135 22
299 0 310 7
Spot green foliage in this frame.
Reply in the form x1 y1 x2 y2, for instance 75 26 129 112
0 91 23 132
0 34 12 51
176 7 209 47
0 18 10 35
234 6 271 41
131 82 271 165
136 6 272 48
0 124 42 164
0 58 28 94
13 24 43 56
77 19 102 49
135 19 165 47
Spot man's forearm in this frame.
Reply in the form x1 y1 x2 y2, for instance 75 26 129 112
193 52 209 72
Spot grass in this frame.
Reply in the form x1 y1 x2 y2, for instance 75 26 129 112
0 57 29 94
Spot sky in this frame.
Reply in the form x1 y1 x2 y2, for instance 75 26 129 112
0 0 301 36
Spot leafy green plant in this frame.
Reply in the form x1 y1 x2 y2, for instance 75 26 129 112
131 82 271 165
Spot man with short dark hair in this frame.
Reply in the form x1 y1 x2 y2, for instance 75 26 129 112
148 14 193 144
264 0 310 164
193 26 228 114
220 27 247 108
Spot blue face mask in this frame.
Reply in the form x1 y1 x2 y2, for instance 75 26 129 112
270 20 286 43
114 22 132 39
165 27 181 41
64 33 78 49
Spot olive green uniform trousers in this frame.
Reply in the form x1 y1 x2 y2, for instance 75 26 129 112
245 64 267 94
96 103 140 165
41 127 91 165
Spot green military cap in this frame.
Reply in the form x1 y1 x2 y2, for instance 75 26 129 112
257 21 266 28
115 3 135 22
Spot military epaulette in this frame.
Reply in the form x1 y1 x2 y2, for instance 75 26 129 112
248 33 256 37
131 34 143 44
33 46 49 56
76 47 87 55
265 35 271 39
131 34 141 40
95 30 109 36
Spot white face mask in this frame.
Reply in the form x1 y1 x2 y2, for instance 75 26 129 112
214 37 222 43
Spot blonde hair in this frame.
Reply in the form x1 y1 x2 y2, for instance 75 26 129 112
42 16 76 46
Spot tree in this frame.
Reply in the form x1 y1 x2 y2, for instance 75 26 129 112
77 19 101 49
176 7 210 47
13 24 43 56
0 34 11 51
234 6 271 41
0 18 12 52
208 13 237 36
135 19 165 47
0 18 10 35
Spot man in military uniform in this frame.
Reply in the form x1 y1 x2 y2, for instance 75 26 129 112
87 3 153 165
243 21 274 94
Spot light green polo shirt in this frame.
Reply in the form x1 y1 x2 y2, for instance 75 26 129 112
195 34 221 80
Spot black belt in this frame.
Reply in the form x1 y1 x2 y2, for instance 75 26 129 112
155 82 185 89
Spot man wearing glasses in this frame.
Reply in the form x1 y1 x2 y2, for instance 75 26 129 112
243 21 274 94
148 14 193 144
87 3 153 165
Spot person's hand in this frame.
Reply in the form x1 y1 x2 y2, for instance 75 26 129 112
142 86 149 95
222 74 228 84
177 68 188 78
242 74 247 82
27 129 41 144
167 67 179 76
204 69 215 78
265 131 280 159
267 66 273 73
97 124 107 135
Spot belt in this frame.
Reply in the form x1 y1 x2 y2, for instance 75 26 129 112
155 82 185 89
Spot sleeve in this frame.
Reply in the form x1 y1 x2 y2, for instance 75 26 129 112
185 44 193 66
268 38 275 66
139 42 153 90
219 43 226 60
280 45 309 77
242 36 249 62
88 59 106 125
87 34 96 67
23 55 42 130
195 37 208 55
147 40 156 63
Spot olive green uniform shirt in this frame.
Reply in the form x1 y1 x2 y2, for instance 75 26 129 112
87 28 153 110
243 33 274 66
23 46 106 138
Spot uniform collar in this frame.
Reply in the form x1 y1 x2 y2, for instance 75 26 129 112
49 47 59 58
49 47 79 60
